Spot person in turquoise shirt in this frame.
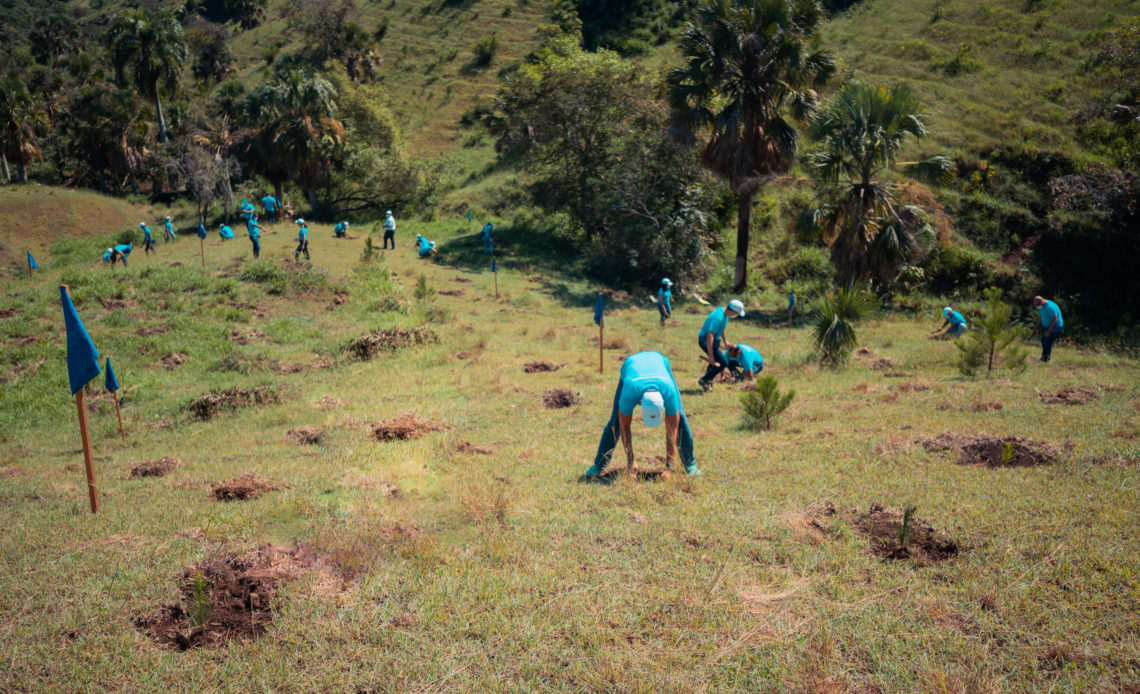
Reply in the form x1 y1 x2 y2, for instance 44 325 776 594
240 198 255 222
218 223 235 240
102 244 132 267
163 216 176 242
333 221 348 238
585 350 700 478
140 222 155 254
248 217 261 259
931 306 968 338
295 218 310 260
481 222 494 255
697 299 746 391
656 278 673 326
1033 295 1064 362
261 194 277 224
415 234 435 258
727 344 764 384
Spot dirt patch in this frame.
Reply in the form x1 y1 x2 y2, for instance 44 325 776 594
870 358 896 370
0 307 21 319
160 353 188 369
438 289 465 296
456 351 473 360
211 473 281 501
970 400 1003 412
136 325 171 336
135 545 325 651
12 335 38 347
286 427 323 445
922 434 1060 467
598 288 630 302
327 292 349 310
894 381 932 393
883 371 912 378
129 456 183 479
523 361 561 373
372 414 446 441
1038 388 1099 405
583 467 673 484
456 441 494 455
311 396 346 411
452 277 472 283
345 327 438 361
230 328 268 345
855 347 873 356
853 503 961 565
685 306 702 314
543 388 580 409
184 385 279 421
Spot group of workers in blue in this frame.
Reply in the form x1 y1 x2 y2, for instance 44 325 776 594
932 297 1065 362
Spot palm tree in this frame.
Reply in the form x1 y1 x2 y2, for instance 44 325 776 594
808 82 952 293
667 0 835 292
243 70 345 210
108 9 188 144
0 77 46 183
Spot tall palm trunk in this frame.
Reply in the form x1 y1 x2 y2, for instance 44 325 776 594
153 81 168 144
734 190 753 292
1 155 9 182
16 161 27 183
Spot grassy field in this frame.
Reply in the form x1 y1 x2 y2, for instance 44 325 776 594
1 191 1138 692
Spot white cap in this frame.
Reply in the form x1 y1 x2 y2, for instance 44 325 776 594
139 222 145 227
107 247 113 253
344 221 349 226
728 299 745 317
641 391 665 428
942 306 953 316
165 215 171 220
386 210 392 215
296 218 304 224
662 278 673 286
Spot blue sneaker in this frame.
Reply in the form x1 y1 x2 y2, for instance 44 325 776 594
685 464 702 476
585 464 605 476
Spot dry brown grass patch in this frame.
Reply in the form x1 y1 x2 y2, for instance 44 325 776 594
129 456 183 479
372 414 446 441
286 426 323 445
211 474 281 501
542 388 580 409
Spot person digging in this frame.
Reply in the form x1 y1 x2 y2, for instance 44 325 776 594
697 299 746 392
931 306 967 339
584 350 701 479
726 343 764 386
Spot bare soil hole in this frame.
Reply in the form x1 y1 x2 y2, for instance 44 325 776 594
922 434 1060 467
212 474 281 501
184 386 279 421
853 503 961 565
327 292 349 310
286 427 323 445
372 414 446 441
542 388 580 409
855 347 873 356
438 289 465 296
870 358 896 370
452 277 472 283
456 351 473 360
345 328 438 361
456 441 494 455
135 545 324 651
160 353 188 369
894 381 932 393
129 456 183 479
1038 388 1099 405
0 307 22 319
970 399 1003 412
523 361 561 373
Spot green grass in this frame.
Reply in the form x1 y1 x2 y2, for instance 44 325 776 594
1 200 1138 691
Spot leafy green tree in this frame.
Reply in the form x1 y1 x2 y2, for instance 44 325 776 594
667 0 835 291
188 21 234 85
107 9 189 144
956 287 1028 378
808 82 952 294
224 0 268 31
30 14 82 68
0 77 45 183
811 286 875 364
59 85 147 193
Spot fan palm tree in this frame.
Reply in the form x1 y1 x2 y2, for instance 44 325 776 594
0 77 46 183
667 0 835 292
108 9 188 144
808 82 952 293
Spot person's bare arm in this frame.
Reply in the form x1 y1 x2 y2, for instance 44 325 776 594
618 413 635 468
705 333 716 364
743 369 756 385
664 413 679 468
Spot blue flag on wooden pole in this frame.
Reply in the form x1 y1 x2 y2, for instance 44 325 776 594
61 286 101 395
104 358 119 393
787 290 796 312
594 293 604 327
197 221 207 239
491 257 497 273
27 251 37 269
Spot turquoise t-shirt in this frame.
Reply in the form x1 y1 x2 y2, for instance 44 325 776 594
658 288 671 311
417 239 434 256
731 344 764 374
333 223 345 235
219 225 234 239
617 351 682 416
142 226 153 240
1038 300 1063 329
298 226 308 242
241 202 255 219
114 244 132 257
248 222 260 239
947 310 966 326
262 196 276 211
699 307 728 341
164 220 173 234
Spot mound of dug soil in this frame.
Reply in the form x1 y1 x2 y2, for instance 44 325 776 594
452 277 472 283
345 327 438 361
456 441 494 455
1038 388 1098 405
286 427 323 445
212 474 281 501
372 414 446 441
129 456 183 479
438 289 465 296
160 353 188 369
184 386 279 421
870 358 896 370
456 351 473 360
922 433 1059 467
853 503 961 565
135 545 321 651
543 388 580 409
524 361 561 373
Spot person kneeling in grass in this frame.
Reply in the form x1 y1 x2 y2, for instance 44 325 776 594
931 306 967 339
585 350 701 478
697 299 746 392
415 234 436 258
726 344 764 385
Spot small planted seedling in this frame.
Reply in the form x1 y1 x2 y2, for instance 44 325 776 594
1000 441 1015 466
414 273 432 304
362 236 374 262
898 504 918 549
189 572 210 627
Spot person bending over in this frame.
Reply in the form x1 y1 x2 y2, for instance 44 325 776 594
697 299 745 392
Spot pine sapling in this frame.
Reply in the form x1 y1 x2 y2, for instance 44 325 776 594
740 376 796 429
362 236 374 261
414 273 432 304
956 287 1028 378
898 504 918 548
189 571 210 627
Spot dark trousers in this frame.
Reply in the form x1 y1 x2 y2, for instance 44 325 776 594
593 381 695 469
383 230 395 249
698 336 730 381
657 301 670 325
251 238 260 258
295 240 309 260
144 238 154 254
1041 328 1063 362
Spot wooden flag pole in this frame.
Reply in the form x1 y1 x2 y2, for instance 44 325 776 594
199 236 205 268
112 390 125 442
598 321 604 373
494 267 499 298
74 390 98 513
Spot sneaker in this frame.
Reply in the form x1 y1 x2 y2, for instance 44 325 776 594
584 464 604 476
684 464 702 476
698 378 712 392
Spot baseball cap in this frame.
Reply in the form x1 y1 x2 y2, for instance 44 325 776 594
386 210 392 215
942 306 952 316
662 278 673 286
296 218 304 224
728 299 745 317
641 391 664 428
138 222 145 227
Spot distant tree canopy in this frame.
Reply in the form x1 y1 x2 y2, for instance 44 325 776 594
107 9 188 144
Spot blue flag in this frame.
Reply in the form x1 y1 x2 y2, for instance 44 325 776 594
27 251 38 269
788 290 796 311
61 286 101 395
467 210 473 222
491 257 497 273
197 220 207 239
104 357 119 393
594 293 604 327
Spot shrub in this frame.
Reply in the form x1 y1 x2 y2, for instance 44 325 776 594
472 35 498 67
955 287 1029 378
740 377 795 429
811 287 876 364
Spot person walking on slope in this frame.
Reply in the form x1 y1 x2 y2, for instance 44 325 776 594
697 299 746 392
656 278 673 326
383 210 396 249
726 344 764 386
162 216 177 242
1032 295 1064 363
295 218 310 261
140 222 155 255
261 193 278 224
248 216 262 259
481 222 494 255
931 306 968 339
585 350 701 478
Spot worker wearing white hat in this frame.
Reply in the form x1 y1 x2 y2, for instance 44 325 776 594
931 306 967 339
140 222 155 254
656 278 673 326
383 210 396 249
163 215 176 242
585 350 701 478
697 299 745 391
